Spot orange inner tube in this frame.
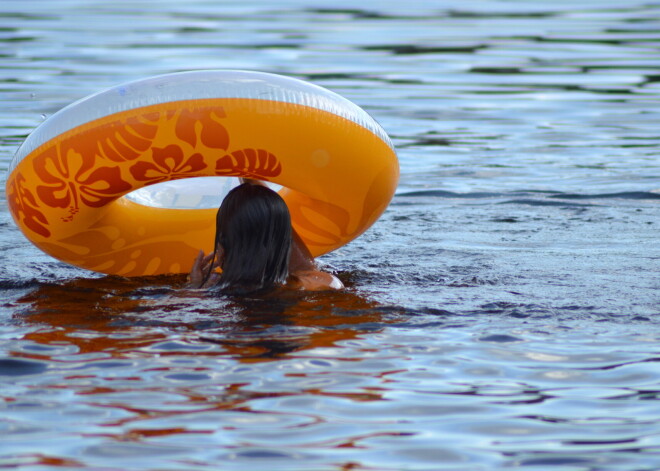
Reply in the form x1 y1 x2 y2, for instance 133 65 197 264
7 73 399 277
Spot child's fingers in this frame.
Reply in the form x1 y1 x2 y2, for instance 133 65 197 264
201 252 215 269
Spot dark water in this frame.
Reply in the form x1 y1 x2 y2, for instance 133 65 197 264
1 1 659 470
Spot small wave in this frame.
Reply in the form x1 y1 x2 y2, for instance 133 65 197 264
305 8 393 20
396 190 506 198
499 198 595 207
0 278 44 290
0 358 48 376
396 189 660 203
362 44 486 55
551 191 660 201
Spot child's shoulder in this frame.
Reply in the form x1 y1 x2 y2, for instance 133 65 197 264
289 269 344 291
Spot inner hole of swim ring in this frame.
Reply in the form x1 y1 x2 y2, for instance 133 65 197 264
124 177 282 209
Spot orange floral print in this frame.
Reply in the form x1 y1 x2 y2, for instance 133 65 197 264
34 145 132 212
7 172 51 238
53 115 161 165
175 108 229 150
130 144 207 184
215 148 282 179
96 115 160 162
287 196 351 245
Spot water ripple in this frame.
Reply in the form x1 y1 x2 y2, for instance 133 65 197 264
1 1 660 470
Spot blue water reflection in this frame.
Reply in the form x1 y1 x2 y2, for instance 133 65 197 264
1 1 659 470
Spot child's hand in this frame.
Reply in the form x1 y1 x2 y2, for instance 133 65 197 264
187 250 218 288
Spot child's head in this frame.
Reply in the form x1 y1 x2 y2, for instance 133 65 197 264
210 183 292 294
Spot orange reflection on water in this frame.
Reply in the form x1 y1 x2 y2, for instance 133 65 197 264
7 275 399 454
14 275 396 360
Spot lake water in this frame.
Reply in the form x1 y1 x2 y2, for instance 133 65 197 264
1 1 659 470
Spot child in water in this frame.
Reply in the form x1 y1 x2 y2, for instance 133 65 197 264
187 179 343 293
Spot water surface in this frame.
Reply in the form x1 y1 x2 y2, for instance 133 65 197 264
1 1 659 470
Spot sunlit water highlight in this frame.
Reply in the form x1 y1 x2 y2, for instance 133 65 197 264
0 1 659 470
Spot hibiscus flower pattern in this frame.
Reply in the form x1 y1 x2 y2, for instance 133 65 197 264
12 103 284 245
7 172 51 238
33 144 132 220
129 145 207 184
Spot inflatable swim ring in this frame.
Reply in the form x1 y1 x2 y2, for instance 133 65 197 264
6 70 399 276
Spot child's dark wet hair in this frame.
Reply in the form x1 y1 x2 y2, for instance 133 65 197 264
205 183 292 294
